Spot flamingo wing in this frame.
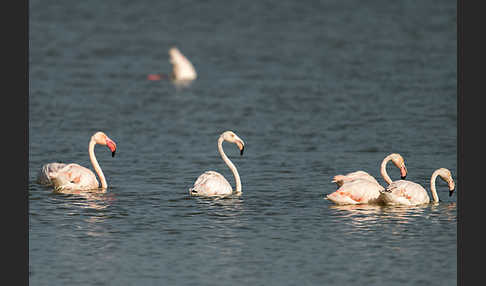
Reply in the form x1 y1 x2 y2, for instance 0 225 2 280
380 180 429 205
332 170 379 187
38 163 68 185
190 171 232 197
47 163 99 191
170 48 197 80
327 179 384 205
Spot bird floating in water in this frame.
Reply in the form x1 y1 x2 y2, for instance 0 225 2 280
148 47 197 85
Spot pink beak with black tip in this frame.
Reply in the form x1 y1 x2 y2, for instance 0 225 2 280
400 165 407 179
106 138 117 157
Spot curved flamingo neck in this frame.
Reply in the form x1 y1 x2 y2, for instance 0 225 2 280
380 155 393 185
89 139 107 189
218 136 241 195
429 170 441 202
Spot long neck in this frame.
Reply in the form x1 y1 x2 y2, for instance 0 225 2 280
429 170 441 202
380 155 393 185
218 137 241 195
89 140 107 189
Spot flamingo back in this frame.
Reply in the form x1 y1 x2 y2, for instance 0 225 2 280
169 48 197 81
327 178 384 205
190 171 232 197
38 163 68 185
333 170 379 187
43 163 99 191
379 180 430 205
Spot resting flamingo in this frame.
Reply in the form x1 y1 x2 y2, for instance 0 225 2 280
147 47 197 82
189 131 245 198
37 131 117 192
379 168 455 205
169 47 197 81
326 153 407 205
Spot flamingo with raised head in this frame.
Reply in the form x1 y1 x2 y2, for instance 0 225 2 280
379 168 455 205
326 153 408 205
38 131 117 192
189 131 245 198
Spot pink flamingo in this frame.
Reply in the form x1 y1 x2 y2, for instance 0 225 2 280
189 131 245 198
379 168 455 205
147 47 197 82
38 131 117 192
326 153 408 205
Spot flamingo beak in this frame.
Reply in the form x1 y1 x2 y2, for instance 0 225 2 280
448 180 455 197
400 165 407 179
236 140 245 156
106 139 117 157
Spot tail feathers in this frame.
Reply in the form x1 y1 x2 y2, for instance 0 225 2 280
189 187 198 196
332 175 346 187
38 163 67 185
332 175 345 183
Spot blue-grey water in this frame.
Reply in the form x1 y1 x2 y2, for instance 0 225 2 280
29 0 457 285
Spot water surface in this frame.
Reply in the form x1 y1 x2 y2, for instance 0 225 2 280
29 0 457 285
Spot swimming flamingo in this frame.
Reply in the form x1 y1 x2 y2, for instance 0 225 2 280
169 47 197 81
326 153 408 205
37 131 117 192
189 131 245 198
147 47 197 82
379 168 455 205
332 153 408 187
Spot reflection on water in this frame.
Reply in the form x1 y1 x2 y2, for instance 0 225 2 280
172 79 196 89
328 203 438 230
193 196 247 226
49 189 116 211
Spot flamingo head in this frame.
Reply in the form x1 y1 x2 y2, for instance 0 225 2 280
438 168 455 197
92 131 117 157
390 153 407 179
221 131 245 156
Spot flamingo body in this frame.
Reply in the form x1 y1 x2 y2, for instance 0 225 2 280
39 163 100 191
326 179 384 205
332 170 379 187
169 47 197 81
378 180 430 205
190 171 232 197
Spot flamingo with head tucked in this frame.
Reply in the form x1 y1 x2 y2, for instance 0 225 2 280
189 131 245 198
38 131 117 192
379 168 455 205
147 47 197 82
326 153 407 205
168 47 197 81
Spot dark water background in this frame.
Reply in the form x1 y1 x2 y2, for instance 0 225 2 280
29 0 457 285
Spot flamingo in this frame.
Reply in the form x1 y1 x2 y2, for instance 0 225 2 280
147 47 197 82
37 131 117 192
326 153 408 205
169 47 197 81
379 168 455 205
189 131 245 198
